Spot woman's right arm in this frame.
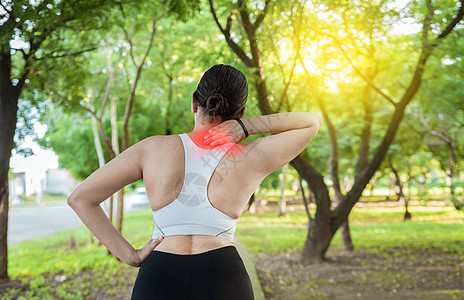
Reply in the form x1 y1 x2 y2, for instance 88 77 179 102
204 112 322 175
242 112 322 136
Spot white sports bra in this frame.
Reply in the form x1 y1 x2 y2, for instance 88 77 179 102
152 133 238 242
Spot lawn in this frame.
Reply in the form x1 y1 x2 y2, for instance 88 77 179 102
236 204 464 256
2 207 154 300
2 202 463 299
237 202 464 300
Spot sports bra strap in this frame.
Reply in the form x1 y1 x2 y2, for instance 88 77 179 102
151 133 238 242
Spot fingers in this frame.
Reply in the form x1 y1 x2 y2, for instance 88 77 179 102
204 119 242 145
207 123 226 136
206 119 237 137
204 130 229 145
149 236 164 250
209 137 232 147
134 236 164 267
204 135 231 146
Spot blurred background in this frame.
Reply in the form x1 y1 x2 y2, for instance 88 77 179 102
1 0 463 299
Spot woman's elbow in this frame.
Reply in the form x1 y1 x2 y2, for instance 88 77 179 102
309 113 323 128
67 191 80 208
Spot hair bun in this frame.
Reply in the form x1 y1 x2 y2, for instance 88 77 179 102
206 93 224 104
193 64 248 121
205 93 229 118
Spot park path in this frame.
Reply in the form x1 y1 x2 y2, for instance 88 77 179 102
8 204 81 245
235 237 266 300
8 195 138 245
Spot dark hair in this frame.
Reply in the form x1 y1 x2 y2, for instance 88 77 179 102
193 64 248 121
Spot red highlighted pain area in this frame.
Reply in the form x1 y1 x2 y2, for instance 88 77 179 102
189 129 245 154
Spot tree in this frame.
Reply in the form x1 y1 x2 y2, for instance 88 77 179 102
0 0 116 280
40 1 235 173
208 0 464 261
405 33 464 210
86 5 163 233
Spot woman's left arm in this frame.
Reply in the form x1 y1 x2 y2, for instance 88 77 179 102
67 140 162 267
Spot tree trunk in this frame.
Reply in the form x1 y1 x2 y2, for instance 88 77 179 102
419 170 429 205
0 51 21 280
311 85 355 251
291 156 331 262
109 195 114 225
246 193 257 213
447 140 461 210
165 73 173 135
407 155 413 199
302 219 334 262
90 114 108 243
334 177 353 251
355 84 373 182
116 189 124 233
334 189 353 250
299 176 312 221
110 97 119 223
0 179 9 280
387 173 396 201
87 52 117 225
116 55 144 233
115 17 158 233
339 219 354 250
278 164 288 216
369 184 374 196
388 155 411 220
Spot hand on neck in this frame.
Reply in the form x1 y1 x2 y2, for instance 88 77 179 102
189 116 223 148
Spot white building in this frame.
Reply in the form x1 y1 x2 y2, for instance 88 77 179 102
9 168 75 204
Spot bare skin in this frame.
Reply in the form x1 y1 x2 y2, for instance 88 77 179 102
68 95 322 266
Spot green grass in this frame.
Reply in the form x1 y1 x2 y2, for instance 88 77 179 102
345 222 464 254
4 203 463 299
9 207 154 279
236 204 464 256
17 193 68 206
3 207 154 299
349 205 462 221
236 213 307 254
437 290 464 300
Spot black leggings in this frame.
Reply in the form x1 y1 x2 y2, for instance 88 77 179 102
131 245 254 300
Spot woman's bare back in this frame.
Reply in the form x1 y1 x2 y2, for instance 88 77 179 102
140 134 260 254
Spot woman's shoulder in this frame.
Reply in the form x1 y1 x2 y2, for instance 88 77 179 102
138 134 181 145
136 134 182 154
139 134 179 143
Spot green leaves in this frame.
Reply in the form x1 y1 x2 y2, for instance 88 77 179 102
11 0 463 204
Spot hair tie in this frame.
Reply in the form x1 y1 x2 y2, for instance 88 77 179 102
234 118 249 138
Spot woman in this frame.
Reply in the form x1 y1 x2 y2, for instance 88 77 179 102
67 64 322 299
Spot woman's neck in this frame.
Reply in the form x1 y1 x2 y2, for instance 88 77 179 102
188 119 221 148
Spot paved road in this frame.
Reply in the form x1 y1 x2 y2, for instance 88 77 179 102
8 204 82 245
8 201 265 298
8 195 148 245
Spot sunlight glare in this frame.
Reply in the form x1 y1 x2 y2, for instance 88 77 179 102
295 57 321 76
390 17 422 35
323 77 339 93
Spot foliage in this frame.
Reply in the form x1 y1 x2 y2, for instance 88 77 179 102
37 1 243 178
38 105 102 179
4 0 117 108
15 0 461 197
5 0 464 272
